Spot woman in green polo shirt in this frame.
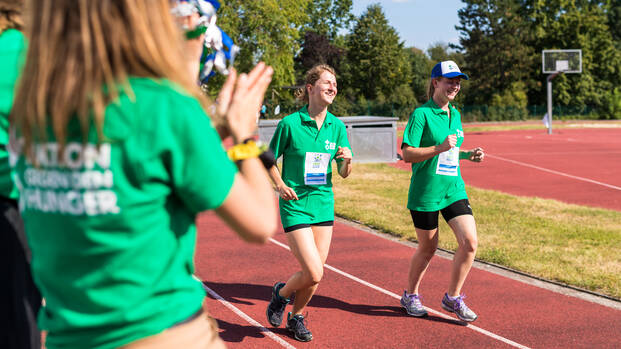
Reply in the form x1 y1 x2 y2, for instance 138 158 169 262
265 64 352 342
10 1 276 348
400 61 484 323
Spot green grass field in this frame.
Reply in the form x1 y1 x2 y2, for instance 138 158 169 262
332 163 621 300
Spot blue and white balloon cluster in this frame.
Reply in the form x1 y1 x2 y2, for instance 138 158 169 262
172 0 240 83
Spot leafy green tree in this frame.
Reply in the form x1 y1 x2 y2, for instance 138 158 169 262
301 0 354 40
216 0 310 89
427 42 464 67
344 4 411 100
602 87 621 119
455 0 537 105
294 1 353 83
404 47 430 103
528 0 621 110
295 31 346 75
491 81 528 108
608 1 621 43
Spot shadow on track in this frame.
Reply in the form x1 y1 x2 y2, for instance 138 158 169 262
204 281 464 326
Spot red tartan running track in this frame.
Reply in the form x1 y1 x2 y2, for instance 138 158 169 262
40 127 621 348
394 127 621 211
195 211 621 349
193 126 621 348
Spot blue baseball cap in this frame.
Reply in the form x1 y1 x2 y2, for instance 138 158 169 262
431 60 469 80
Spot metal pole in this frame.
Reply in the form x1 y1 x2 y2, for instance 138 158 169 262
547 77 553 134
546 72 561 135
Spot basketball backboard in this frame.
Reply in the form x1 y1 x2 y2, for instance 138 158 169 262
542 49 582 74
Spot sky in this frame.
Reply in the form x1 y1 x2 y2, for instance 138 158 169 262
350 0 465 52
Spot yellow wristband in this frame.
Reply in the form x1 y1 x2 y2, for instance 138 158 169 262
227 140 261 161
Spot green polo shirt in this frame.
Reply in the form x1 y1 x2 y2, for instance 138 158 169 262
14 77 237 349
269 105 351 228
0 29 26 200
403 99 468 211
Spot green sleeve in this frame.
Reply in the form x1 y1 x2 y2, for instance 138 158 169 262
269 118 289 160
0 29 26 143
403 110 425 148
167 97 238 213
459 150 472 160
0 29 26 200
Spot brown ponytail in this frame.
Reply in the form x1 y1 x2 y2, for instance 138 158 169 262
426 77 441 101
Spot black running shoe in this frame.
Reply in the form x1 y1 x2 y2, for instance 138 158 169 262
286 312 313 342
266 282 289 327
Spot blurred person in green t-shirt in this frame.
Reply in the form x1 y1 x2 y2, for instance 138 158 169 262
10 1 277 348
0 1 42 348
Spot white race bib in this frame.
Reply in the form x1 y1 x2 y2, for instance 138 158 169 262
304 152 330 185
436 147 459 176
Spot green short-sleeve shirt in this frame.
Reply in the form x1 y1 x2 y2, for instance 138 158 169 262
0 29 26 200
269 106 351 228
403 99 468 211
14 78 238 349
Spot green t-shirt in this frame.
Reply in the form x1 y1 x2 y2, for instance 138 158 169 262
14 78 237 349
269 106 351 227
0 29 26 200
402 99 468 211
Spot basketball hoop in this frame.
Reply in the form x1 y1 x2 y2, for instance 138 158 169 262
542 49 582 134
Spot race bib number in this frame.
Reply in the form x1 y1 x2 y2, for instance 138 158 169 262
436 146 459 176
304 152 330 185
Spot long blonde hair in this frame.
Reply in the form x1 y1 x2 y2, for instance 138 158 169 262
12 0 208 160
294 64 336 104
0 0 23 33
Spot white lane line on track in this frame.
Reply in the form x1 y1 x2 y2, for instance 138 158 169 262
487 154 621 191
269 238 530 349
202 283 296 349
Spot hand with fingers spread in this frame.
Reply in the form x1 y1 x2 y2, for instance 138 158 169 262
216 63 274 143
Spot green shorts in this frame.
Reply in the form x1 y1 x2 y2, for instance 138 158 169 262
279 190 334 229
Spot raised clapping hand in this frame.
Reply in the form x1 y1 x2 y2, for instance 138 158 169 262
278 185 299 201
335 146 352 161
216 63 274 143
468 147 485 162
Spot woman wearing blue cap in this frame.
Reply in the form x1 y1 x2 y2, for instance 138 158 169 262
399 60 484 322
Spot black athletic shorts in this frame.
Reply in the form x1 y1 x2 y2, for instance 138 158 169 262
284 220 334 233
409 199 473 230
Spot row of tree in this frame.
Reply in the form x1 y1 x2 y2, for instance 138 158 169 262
211 0 620 120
